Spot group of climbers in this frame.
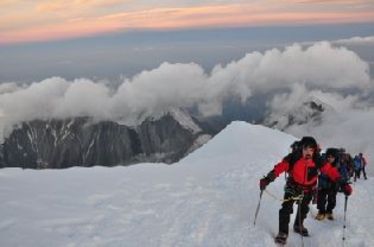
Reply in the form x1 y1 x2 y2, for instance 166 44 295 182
315 148 368 221
258 136 369 245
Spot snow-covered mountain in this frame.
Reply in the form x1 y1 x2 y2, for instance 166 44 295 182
0 109 211 168
0 121 372 247
263 96 334 131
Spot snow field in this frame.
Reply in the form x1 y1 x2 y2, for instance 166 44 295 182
0 121 373 246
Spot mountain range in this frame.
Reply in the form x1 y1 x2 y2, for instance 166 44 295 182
0 109 211 169
0 96 331 169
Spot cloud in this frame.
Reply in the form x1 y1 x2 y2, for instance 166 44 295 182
0 41 371 140
236 42 370 92
36 0 126 12
287 0 366 3
2 1 374 44
0 82 22 94
334 36 374 45
266 82 374 164
288 104 374 163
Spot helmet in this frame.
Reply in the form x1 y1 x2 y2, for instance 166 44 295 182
300 136 318 149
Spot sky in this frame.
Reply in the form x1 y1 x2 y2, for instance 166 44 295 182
1 0 374 45
0 1 373 82
1 23 374 83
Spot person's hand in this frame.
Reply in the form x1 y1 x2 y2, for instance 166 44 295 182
259 171 276 191
259 178 269 191
342 183 352 196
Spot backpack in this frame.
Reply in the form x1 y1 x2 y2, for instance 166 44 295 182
337 162 350 183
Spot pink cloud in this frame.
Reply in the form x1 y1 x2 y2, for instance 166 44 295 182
1 2 373 44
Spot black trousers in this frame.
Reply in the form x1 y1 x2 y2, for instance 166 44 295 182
317 187 337 214
279 188 313 234
362 166 367 179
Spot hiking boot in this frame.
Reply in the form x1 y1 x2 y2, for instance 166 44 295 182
293 224 309 236
326 213 334 220
275 232 288 244
315 213 325 221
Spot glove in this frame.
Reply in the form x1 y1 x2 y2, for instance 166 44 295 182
342 183 352 196
259 171 276 191
259 178 269 191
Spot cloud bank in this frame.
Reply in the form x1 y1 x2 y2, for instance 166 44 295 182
0 42 369 121
0 41 373 161
334 36 374 45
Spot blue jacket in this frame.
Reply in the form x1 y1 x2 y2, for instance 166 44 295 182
353 156 363 171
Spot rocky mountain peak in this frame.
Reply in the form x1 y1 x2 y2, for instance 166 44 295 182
0 111 211 169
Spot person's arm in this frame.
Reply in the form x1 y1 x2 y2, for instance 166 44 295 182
273 160 290 177
320 162 341 182
321 162 352 196
259 160 289 190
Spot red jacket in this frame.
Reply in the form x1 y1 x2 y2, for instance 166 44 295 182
273 157 341 189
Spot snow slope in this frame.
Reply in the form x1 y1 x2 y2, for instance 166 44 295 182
0 121 372 247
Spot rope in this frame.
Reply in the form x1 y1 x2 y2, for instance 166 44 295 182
264 189 304 202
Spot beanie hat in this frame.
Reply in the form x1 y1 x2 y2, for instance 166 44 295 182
300 136 318 149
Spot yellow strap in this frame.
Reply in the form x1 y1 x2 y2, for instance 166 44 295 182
264 189 303 202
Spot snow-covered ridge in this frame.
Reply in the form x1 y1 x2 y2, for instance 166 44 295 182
136 107 203 134
0 121 372 247
115 107 203 135
168 108 202 134
264 95 334 130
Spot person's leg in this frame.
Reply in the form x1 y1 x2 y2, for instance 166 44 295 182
316 189 327 220
276 191 295 244
279 192 295 235
363 166 367 179
294 192 313 235
326 188 338 220
317 189 327 213
349 168 354 179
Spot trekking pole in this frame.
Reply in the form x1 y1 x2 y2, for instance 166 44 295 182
253 190 264 226
297 192 305 247
342 195 348 247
